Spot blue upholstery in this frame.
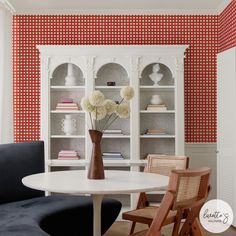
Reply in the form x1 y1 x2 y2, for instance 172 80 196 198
0 141 121 236
0 141 44 204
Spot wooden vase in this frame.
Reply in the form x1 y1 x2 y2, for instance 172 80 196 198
87 129 105 179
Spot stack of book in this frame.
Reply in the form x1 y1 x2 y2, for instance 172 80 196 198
102 152 124 160
144 128 166 135
146 104 167 111
58 150 80 160
103 129 124 136
56 98 79 110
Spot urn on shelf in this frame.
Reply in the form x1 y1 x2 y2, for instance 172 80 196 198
150 94 163 105
61 115 76 135
65 63 77 86
149 63 163 86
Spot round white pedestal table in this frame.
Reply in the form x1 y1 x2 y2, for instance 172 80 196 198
22 170 169 236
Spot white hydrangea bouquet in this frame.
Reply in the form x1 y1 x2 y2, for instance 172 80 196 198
80 86 134 179
80 86 134 132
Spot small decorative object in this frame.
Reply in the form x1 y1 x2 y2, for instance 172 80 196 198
65 63 77 86
107 81 116 86
149 63 163 86
81 86 134 179
61 114 76 135
150 94 163 105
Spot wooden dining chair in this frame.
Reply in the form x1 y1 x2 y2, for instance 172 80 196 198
123 155 189 235
126 167 211 236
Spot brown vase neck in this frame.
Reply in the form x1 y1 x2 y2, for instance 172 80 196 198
89 129 103 143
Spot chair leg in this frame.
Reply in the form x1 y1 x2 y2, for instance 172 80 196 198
172 210 183 236
190 218 204 236
178 206 201 236
129 222 136 235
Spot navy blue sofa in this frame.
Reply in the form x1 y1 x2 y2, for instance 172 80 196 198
0 141 121 236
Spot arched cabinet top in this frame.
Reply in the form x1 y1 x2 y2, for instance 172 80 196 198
137 56 181 81
140 62 174 86
93 56 131 79
95 62 129 86
51 63 85 86
48 57 87 79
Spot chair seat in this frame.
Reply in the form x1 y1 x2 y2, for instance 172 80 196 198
122 206 176 226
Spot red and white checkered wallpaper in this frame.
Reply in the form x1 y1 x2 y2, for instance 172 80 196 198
13 15 218 143
219 0 236 52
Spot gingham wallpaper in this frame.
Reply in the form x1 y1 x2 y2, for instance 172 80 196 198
13 15 218 143
219 0 236 52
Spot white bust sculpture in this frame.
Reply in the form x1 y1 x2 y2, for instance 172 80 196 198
149 63 163 86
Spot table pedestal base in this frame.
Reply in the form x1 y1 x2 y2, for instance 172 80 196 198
92 194 104 236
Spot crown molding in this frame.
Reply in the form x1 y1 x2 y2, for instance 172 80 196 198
0 0 15 14
216 0 233 14
12 8 220 15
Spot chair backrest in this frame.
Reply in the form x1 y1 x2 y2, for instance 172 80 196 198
0 141 45 204
147 167 211 235
145 154 189 176
170 167 211 210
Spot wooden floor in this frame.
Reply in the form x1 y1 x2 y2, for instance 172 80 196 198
104 221 236 236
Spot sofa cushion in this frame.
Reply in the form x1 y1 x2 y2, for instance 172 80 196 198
0 141 44 204
0 195 121 236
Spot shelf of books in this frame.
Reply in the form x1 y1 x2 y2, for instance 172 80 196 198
139 62 176 160
47 63 87 170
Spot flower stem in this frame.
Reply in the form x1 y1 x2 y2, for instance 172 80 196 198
103 115 119 131
89 112 93 130
119 98 124 104
101 113 114 132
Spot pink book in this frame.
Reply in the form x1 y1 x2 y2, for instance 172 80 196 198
59 150 77 153
58 156 80 160
60 98 73 103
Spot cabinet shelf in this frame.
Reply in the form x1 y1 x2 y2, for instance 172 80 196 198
47 159 87 167
47 159 147 167
95 86 125 90
51 110 85 114
50 86 85 91
140 110 175 114
103 135 130 139
140 135 175 138
140 85 175 90
51 135 85 138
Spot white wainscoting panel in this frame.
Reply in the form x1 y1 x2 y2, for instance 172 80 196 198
185 143 217 200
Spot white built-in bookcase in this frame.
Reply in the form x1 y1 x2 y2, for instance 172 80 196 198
38 45 188 210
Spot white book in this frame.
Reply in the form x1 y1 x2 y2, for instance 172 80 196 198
146 107 167 111
103 152 122 156
58 157 79 160
103 129 122 133
103 133 124 136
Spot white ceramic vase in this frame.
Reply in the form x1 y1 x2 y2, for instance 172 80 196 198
65 63 77 86
150 95 163 105
61 115 76 135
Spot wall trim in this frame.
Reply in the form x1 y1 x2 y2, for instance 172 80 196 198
11 9 219 16
217 0 233 14
0 0 15 14
185 142 217 199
